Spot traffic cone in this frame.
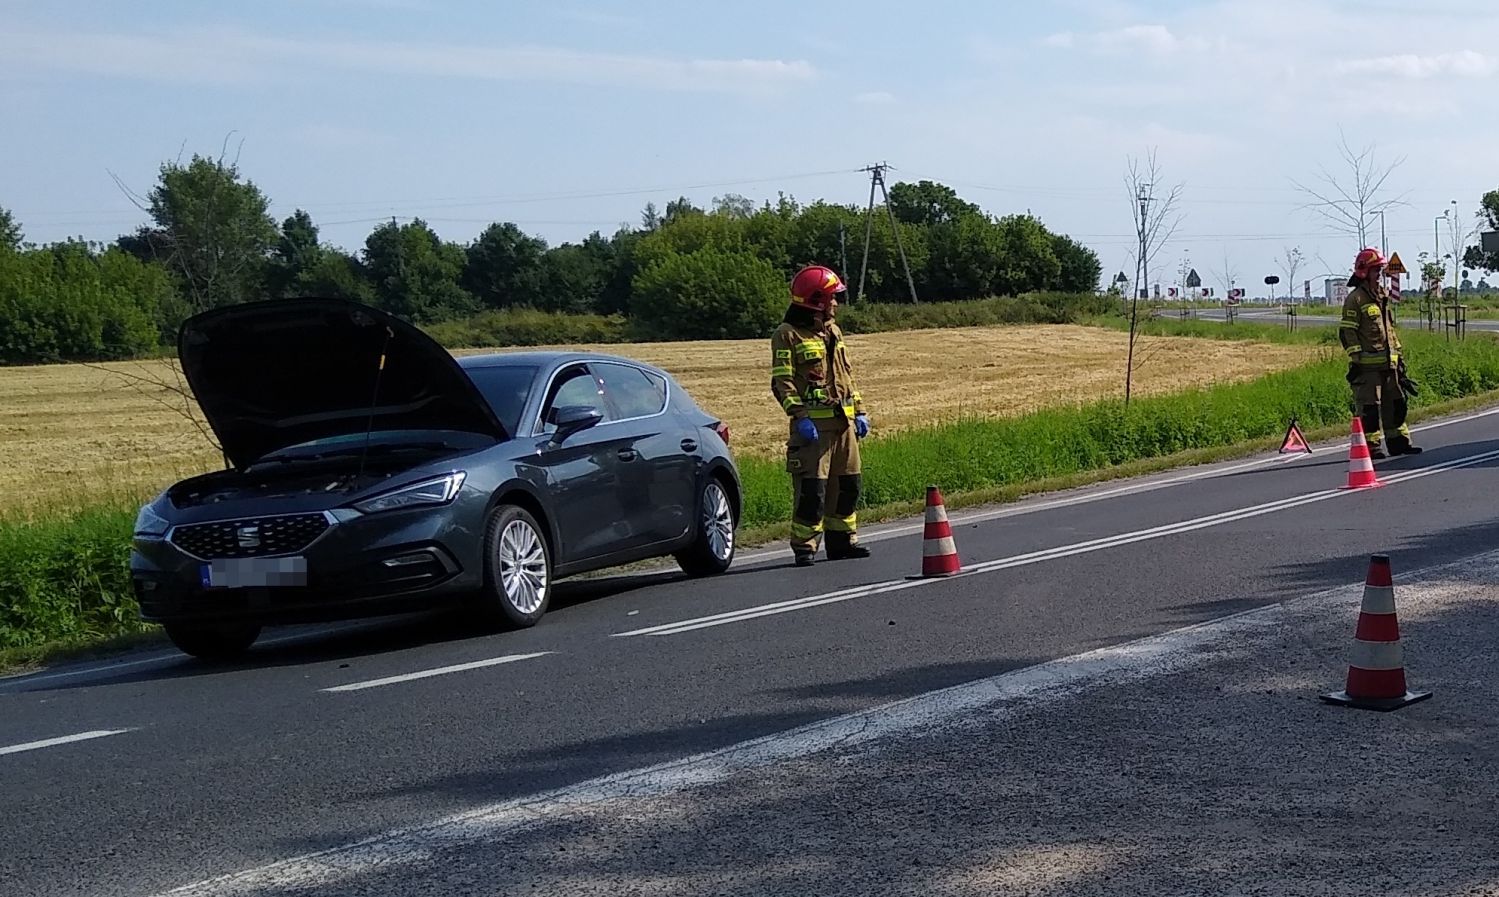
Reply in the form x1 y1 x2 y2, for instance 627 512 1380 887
908 485 961 579
1320 555 1431 712
1340 417 1383 490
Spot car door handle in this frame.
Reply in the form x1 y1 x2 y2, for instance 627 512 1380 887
617 448 638 462
680 438 698 452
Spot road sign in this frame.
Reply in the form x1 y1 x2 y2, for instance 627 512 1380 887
1386 252 1407 275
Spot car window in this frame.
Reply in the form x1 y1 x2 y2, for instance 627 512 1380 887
539 365 608 433
463 364 537 436
595 362 667 420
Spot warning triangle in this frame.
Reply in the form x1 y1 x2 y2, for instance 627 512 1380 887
1279 418 1313 455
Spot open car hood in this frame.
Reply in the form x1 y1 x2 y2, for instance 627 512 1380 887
179 298 507 469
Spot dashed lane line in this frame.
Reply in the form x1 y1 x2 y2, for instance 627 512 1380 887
319 652 553 693
615 446 1499 637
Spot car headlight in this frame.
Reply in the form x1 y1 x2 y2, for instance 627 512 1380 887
134 504 171 538
352 472 467 514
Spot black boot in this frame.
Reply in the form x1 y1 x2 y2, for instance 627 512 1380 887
1387 435 1423 456
794 549 816 567
825 532 871 560
1367 443 1387 460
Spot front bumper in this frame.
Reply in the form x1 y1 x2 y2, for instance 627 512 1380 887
130 506 483 626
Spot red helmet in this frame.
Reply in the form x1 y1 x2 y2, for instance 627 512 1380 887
1353 247 1387 277
789 265 846 310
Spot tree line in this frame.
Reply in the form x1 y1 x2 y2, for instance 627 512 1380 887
0 153 1105 364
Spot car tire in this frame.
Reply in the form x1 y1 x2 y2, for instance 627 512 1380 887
675 476 737 577
162 621 261 661
479 504 552 629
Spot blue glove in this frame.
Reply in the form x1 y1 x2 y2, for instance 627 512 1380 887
854 413 870 439
794 417 817 442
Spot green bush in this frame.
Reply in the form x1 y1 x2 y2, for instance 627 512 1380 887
0 504 145 650
423 307 629 348
629 247 785 340
0 242 168 365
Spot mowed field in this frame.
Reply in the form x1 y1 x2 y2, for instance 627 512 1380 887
0 325 1321 517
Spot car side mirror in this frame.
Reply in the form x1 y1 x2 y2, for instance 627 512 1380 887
550 405 603 444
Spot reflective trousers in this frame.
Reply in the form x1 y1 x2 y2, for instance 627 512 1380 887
1353 367 1411 449
785 416 862 553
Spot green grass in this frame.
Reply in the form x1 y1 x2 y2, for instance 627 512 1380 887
6 329 1499 671
735 329 1499 538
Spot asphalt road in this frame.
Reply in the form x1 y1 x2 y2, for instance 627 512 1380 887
1179 305 1499 333
7 404 1499 896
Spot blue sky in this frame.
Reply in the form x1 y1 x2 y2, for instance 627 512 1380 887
3 0 1496 298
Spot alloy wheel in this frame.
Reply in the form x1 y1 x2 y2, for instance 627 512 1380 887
703 482 734 561
498 518 547 614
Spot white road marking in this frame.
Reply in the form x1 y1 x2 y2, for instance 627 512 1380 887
0 622 383 690
157 547 1499 897
0 729 134 757
617 446 1499 637
722 403 1499 567
320 652 552 693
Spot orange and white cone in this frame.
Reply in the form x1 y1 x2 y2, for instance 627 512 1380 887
909 485 962 579
1320 554 1431 712
1341 417 1383 490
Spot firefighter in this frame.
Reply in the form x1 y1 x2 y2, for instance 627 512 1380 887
1339 247 1421 458
770 264 871 566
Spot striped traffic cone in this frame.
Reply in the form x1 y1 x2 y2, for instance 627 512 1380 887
1341 417 1383 490
1320 555 1431 712
908 486 961 579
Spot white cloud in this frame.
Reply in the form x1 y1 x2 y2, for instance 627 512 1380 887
0 24 816 95
1336 51 1499 79
1040 24 1210 56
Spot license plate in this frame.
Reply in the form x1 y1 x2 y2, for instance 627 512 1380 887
200 557 308 589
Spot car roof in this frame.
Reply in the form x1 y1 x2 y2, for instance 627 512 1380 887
456 350 667 375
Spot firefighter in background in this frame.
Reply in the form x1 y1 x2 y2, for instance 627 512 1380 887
770 264 871 566
1339 247 1422 458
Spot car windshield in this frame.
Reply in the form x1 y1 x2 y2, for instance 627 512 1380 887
464 364 537 435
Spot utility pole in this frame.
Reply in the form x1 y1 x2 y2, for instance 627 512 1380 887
838 221 849 282
855 161 920 304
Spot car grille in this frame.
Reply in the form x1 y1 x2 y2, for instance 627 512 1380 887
169 513 331 560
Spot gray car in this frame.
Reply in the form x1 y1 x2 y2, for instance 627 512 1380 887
130 298 741 659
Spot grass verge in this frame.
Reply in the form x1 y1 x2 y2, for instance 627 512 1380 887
5 329 1499 673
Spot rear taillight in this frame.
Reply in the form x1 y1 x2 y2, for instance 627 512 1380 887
714 422 730 445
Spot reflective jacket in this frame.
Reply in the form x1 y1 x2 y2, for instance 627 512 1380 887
769 320 865 421
1339 284 1401 369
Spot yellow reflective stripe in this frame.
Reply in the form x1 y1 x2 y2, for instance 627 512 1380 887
770 365 794 377
1338 321 1360 330
773 349 792 361
794 340 825 361
805 387 829 403
805 407 838 419
823 513 857 533
790 521 823 538
781 395 804 412
1345 345 1361 356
